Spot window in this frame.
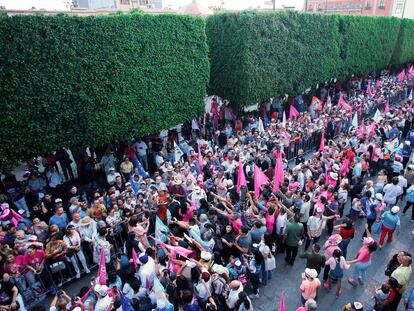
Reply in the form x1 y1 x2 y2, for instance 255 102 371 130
379 0 385 9
395 3 403 14
366 1 371 9
308 4 313 11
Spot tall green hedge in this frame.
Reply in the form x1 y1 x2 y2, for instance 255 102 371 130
206 11 402 106
207 11 342 106
0 13 209 169
391 18 414 65
337 15 400 77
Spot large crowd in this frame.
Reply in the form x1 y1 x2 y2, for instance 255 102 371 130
1 68 414 311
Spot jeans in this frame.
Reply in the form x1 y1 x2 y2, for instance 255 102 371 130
138 154 148 171
403 201 414 220
13 197 30 216
261 265 272 286
338 239 351 259
353 261 371 282
69 250 89 274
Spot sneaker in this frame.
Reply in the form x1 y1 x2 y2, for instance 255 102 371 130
348 278 358 287
335 290 342 297
76 273 81 279
85 268 91 274
323 283 331 291
412 230 414 234
358 277 364 285
249 294 260 299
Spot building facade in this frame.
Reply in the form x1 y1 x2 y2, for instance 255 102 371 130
303 0 394 16
391 0 413 18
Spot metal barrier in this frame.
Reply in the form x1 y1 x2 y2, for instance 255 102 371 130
282 89 410 162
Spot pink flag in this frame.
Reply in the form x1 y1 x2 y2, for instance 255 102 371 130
385 99 390 113
366 82 371 95
272 151 284 192
98 248 107 285
357 119 366 138
197 144 203 174
236 162 247 194
279 290 286 311
376 80 380 88
254 164 269 198
398 69 405 82
340 158 350 175
132 248 139 269
338 93 352 112
319 131 325 152
289 105 299 120
367 122 376 137
409 65 414 80
150 236 192 258
146 277 150 293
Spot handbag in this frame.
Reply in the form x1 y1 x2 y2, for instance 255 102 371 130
264 255 276 271
372 221 382 235
50 261 66 274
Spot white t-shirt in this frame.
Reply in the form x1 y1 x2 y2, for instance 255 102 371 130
227 285 244 309
94 296 112 311
383 184 403 204
134 141 148 156
275 213 287 235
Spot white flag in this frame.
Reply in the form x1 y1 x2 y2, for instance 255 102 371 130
372 109 382 123
173 142 184 163
258 117 265 133
282 111 286 127
409 89 413 100
351 112 358 128
386 137 400 154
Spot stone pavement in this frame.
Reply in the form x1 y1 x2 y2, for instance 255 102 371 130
251 206 414 311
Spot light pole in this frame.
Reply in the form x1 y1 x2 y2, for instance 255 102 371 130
272 0 276 11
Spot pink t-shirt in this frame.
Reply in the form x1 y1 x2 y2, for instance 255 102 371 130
226 213 242 235
179 201 195 222
356 247 371 263
296 308 307 311
266 213 275 235
324 243 340 260
300 278 321 300
24 249 46 270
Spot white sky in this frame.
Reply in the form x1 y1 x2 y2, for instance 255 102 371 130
0 0 303 10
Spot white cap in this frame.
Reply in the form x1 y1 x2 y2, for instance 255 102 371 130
391 205 400 214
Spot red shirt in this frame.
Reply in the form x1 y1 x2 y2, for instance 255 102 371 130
339 227 355 240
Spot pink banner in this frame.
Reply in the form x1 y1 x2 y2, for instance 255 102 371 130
272 151 284 192
236 162 247 194
254 164 269 198
279 291 286 311
289 105 299 120
98 248 107 285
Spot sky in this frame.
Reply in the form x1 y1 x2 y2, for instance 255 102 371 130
0 0 303 10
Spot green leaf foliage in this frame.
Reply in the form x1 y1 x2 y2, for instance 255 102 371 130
206 11 403 106
0 13 210 169
337 15 401 77
391 18 414 65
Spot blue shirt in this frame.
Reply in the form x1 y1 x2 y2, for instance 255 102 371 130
49 213 68 229
382 211 400 230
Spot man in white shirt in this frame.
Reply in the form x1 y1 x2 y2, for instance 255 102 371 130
93 285 112 311
383 177 403 207
107 168 121 186
133 138 149 171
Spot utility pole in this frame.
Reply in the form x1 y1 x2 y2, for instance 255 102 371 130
402 0 407 18
272 0 275 11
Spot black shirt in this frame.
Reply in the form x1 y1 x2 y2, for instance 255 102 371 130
0 281 15 306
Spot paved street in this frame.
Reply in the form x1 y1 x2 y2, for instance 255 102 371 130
252 207 414 311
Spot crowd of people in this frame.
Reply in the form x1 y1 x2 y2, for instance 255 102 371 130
0 68 414 311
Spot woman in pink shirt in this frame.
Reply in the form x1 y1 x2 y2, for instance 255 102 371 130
347 225 378 287
322 234 342 282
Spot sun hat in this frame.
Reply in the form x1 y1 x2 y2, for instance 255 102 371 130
305 268 318 279
80 216 92 226
200 251 212 261
327 234 342 246
363 237 375 246
329 172 338 180
94 285 109 296
375 193 383 201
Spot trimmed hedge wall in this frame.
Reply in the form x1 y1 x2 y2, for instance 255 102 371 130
391 18 414 65
206 11 403 106
207 11 341 106
0 13 209 169
337 15 400 77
